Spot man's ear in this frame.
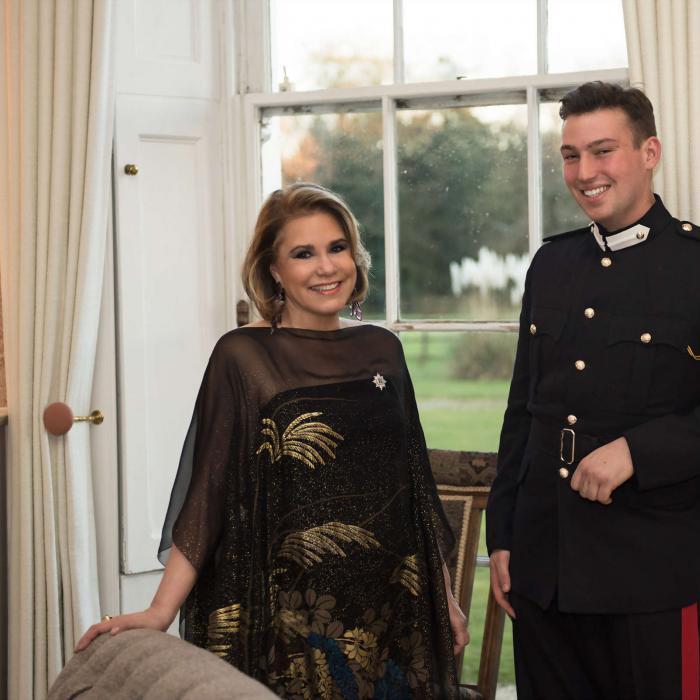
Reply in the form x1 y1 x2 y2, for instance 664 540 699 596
643 136 662 171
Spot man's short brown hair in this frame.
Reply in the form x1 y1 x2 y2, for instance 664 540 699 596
559 81 657 147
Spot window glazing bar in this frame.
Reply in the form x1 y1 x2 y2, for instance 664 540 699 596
244 68 628 109
389 321 519 333
527 86 543 257
393 0 405 84
538 0 548 75
382 96 400 325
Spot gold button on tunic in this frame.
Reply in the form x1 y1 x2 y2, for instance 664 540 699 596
584 308 595 319
567 415 577 425
601 257 612 268
575 360 586 371
641 332 652 344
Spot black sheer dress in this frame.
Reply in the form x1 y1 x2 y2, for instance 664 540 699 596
159 324 459 699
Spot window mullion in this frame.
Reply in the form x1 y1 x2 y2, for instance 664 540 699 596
527 86 543 256
538 0 548 74
382 96 400 324
393 0 405 84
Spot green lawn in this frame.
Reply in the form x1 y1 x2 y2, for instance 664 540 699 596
401 331 516 686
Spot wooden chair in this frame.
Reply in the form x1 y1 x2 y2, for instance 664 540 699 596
428 449 506 700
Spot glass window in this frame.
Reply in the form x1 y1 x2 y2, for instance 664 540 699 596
260 111 386 318
269 0 393 91
402 331 517 451
403 0 537 83
548 0 628 73
397 105 529 321
540 101 589 236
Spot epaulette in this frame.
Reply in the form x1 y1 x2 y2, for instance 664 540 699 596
675 219 700 240
542 225 591 243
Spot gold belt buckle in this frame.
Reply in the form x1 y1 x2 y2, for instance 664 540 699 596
560 428 576 465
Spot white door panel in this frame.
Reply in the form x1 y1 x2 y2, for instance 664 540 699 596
91 205 120 618
114 95 226 575
116 0 219 99
120 572 179 634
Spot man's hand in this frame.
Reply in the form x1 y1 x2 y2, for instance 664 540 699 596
570 436 634 505
489 549 515 618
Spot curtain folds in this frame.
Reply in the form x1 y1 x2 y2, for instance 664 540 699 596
0 1 115 698
623 0 700 220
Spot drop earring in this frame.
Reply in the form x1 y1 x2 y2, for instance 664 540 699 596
350 299 363 321
272 280 285 331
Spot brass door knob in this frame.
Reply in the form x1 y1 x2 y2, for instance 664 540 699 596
124 163 139 176
43 402 104 436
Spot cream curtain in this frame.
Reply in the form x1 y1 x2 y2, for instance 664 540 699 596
0 1 115 698
623 0 700 220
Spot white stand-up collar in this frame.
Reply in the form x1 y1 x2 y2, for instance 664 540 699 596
590 221 650 252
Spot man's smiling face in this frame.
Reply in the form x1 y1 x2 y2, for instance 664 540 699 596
560 107 660 231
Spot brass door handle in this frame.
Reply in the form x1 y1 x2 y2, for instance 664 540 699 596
124 163 138 176
43 402 104 436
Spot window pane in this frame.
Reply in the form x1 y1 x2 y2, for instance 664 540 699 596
270 0 393 91
260 112 386 319
403 328 517 687
402 331 517 451
403 0 537 82
540 102 589 236
397 105 528 321
548 0 628 73
465 567 516 685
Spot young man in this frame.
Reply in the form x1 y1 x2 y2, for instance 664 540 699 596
486 81 700 699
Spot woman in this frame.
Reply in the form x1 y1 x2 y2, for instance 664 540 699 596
77 183 467 698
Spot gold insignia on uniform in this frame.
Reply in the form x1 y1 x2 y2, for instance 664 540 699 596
682 222 693 232
687 345 700 360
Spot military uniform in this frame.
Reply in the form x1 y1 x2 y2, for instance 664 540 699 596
486 196 700 699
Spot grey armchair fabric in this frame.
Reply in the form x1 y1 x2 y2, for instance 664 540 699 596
48 629 277 700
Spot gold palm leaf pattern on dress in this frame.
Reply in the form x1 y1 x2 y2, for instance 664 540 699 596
278 522 380 569
256 412 344 470
390 554 422 596
206 602 241 658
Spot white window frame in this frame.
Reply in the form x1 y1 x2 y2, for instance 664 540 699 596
229 0 628 333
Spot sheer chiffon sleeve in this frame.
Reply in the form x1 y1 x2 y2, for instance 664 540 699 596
158 336 242 571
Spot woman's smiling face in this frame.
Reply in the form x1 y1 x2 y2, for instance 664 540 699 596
270 211 357 330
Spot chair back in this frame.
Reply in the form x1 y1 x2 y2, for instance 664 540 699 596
429 449 505 700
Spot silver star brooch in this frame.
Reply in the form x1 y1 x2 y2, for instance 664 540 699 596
372 372 387 391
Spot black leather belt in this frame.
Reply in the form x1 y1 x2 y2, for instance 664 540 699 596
529 419 609 465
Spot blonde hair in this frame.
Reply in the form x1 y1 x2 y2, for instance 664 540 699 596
242 182 371 324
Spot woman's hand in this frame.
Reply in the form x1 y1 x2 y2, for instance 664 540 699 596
75 604 174 652
442 562 469 655
76 544 197 652
447 593 469 655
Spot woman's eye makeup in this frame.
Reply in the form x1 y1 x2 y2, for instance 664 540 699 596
289 241 348 259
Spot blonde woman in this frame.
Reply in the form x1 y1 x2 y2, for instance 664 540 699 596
78 183 467 698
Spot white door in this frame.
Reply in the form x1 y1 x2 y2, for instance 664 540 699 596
112 94 227 613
